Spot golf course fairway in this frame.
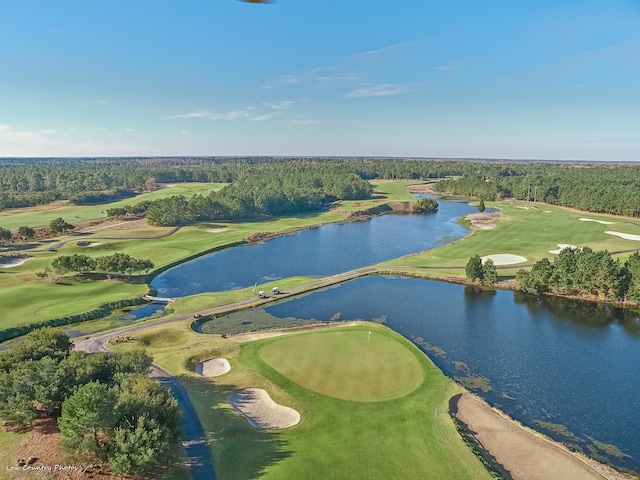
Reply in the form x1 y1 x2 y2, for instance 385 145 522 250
215 323 493 479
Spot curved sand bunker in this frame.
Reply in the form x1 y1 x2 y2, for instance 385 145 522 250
228 388 300 429
453 394 618 480
548 244 578 254
195 358 231 377
206 227 227 233
467 212 500 230
0 257 32 268
481 254 527 265
605 231 640 242
579 218 614 225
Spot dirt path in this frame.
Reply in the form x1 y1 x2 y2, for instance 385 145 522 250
452 393 626 480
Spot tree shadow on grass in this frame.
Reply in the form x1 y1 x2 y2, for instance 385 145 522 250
179 374 293 480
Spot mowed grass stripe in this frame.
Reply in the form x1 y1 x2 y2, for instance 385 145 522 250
241 324 490 480
259 330 424 401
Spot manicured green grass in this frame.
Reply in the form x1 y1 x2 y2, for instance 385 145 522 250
0 183 227 231
0 180 416 333
382 200 640 277
259 330 423 401
112 322 492 480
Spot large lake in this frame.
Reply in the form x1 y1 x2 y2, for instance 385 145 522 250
151 199 474 296
260 276 640 473
152 196 639 473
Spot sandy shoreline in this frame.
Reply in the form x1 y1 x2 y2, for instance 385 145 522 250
452 393 628 480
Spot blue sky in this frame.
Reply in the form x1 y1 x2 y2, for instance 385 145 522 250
1 1 639 160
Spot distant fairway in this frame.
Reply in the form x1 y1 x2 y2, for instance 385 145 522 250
259 330 423 401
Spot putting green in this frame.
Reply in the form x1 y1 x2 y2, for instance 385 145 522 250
258 329 424 401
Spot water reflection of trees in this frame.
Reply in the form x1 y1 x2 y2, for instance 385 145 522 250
513 292 640 335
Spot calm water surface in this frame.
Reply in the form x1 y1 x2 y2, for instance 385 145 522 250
261 276 640 473
151 199 474 296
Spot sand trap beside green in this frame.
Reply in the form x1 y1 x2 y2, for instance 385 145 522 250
605 231 640 241
480 254 527 265
0 257 32 268
579 218 614 225
259 329 423 401
228 388 300 429
548 244 578 254
196 358 231 377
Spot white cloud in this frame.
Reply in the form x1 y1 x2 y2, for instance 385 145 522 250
0 125 59 155
250 114 274 122
434 61 459 71
180 131 189 134
292 118 320 125
98 99 108 104
351 41 415 59
163 109 212 119
344 83 423 98
125 128 135 132
274 65 360 88
263 100 295 109
164 109 254 120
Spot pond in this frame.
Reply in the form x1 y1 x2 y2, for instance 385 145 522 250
237 275 639 474
151 199 475 297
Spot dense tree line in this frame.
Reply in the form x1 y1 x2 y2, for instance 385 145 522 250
433 164 640 217
0 156 496 210
4 156 640 217
516 248 640 302
52 253 154 276
0 328 180 475
143 164 375 226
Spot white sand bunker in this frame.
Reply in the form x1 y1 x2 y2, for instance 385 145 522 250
228 388 300 429
0 257 32 268
579 217 614 225
467 212 500 230
481 254 527 265
548 244 578 254
605 231 640 241
196 358 231 377
207 227 227 233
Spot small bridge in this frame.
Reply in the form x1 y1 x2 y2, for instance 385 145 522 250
142 294 181 304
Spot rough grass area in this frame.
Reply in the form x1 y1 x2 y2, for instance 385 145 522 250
111 322 492 480
259 329 424 401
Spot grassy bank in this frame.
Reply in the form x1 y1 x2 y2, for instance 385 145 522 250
382 199 640 278
111 322 492 480
0 181 415 333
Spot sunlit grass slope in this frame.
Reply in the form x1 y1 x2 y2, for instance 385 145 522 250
382 200 640 277
111 322 491 480
0 183 227 231
259 329 424 401
0 180 416 331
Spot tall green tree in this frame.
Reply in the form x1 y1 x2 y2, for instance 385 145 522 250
0 227 11 243
17 226 35 240
465 255 484 282
49 217 74 234
58 382 119 461
482 258 498 284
